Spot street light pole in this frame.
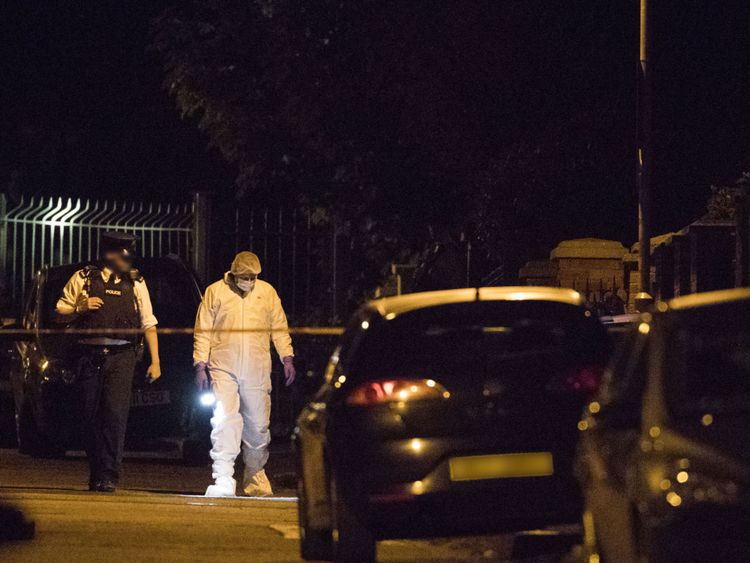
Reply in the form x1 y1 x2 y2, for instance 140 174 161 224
636 0 654 306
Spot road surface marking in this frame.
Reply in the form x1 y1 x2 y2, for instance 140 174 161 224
178 493 297 502
268 524 410 546
270 524 300 539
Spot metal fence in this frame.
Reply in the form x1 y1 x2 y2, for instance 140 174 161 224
0 191 353 323
0 193 199 303
219 205 354 324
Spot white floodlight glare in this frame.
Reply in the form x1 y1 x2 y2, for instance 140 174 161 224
200 392 216 407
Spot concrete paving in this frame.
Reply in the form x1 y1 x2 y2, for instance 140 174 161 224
0 449 517 562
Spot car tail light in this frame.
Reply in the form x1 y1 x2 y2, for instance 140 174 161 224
345 379 450 406
561 365 604 395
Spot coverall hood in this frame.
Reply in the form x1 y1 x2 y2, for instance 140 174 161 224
230 251 262 276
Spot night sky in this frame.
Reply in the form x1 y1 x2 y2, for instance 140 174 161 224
651 1 750 228
2 1 750 247
1 2 232 203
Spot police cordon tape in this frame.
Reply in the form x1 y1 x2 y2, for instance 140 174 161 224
0 326 345 337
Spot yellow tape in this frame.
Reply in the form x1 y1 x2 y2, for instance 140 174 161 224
0 327 345 336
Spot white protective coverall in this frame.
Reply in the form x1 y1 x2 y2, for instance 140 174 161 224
193 272 293 496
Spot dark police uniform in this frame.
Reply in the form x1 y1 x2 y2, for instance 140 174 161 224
56 233 158 489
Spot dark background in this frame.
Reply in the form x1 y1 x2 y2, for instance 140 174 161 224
1 1 232 203
2 1 750 262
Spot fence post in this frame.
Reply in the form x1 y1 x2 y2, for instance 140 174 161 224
192 191 212 286
331 218 338 322
736 185 749 287
0 194 6 285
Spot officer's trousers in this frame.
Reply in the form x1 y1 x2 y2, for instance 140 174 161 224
78 346 137 484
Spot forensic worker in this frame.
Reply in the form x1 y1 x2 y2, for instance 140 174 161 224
56 232 161 493
193 251 295 497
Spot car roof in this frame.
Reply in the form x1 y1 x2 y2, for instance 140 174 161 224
667 287 750 312
367 286 583 317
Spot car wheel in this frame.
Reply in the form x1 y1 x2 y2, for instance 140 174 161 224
332 479 375 563
0 396 18 448
298 475 334 561
17 396 64 458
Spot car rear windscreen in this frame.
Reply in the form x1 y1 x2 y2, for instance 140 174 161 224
349 300 610 392
669 302 750 414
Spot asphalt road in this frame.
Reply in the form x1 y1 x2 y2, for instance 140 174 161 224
0 448 533 562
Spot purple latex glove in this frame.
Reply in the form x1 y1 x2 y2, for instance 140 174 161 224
283 356 296 387
195 362 210 391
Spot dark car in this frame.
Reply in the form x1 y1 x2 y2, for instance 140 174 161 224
0 327 20 447
8 256 211 461
576 288 750 563
294 286 611 561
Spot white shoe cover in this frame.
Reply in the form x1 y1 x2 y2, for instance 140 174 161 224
205 475 237 497
243 469 273 497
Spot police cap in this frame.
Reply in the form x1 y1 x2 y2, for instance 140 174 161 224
100 231 138 256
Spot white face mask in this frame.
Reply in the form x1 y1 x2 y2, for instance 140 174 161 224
235 278 256 292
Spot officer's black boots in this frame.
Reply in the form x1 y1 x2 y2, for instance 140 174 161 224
97 480 116 493
88 480 116 493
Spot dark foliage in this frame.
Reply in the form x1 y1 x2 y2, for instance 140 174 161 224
151 0 637 296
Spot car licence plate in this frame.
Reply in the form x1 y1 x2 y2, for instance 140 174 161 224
449 452 554 481
131 390 171 408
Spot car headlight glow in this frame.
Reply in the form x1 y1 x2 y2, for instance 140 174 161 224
40 359 76 384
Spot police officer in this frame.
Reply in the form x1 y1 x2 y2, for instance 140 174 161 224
56 232 161 492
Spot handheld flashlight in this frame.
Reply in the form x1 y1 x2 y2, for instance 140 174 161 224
200 392 216 407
